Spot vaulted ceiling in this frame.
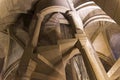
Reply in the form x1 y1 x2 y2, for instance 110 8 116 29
92 0 120 25
0 0 120 80
0 0 120 29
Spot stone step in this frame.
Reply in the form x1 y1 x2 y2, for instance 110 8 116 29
57 39 77 54
36 45 64 75
32 72 65 80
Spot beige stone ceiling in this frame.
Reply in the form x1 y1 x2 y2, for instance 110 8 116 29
0 0 120 77
92 0 120 25
0 0 120 26
0 0 38 31
0 0 120 65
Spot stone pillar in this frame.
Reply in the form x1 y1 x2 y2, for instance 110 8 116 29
15 60 36 80
70 59 78 80
66 0 109 80
14 13 43 80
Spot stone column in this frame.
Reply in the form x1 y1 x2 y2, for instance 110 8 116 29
66 0 109 80
14 14 43 80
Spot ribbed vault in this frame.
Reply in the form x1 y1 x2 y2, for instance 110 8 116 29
0 0 120 80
